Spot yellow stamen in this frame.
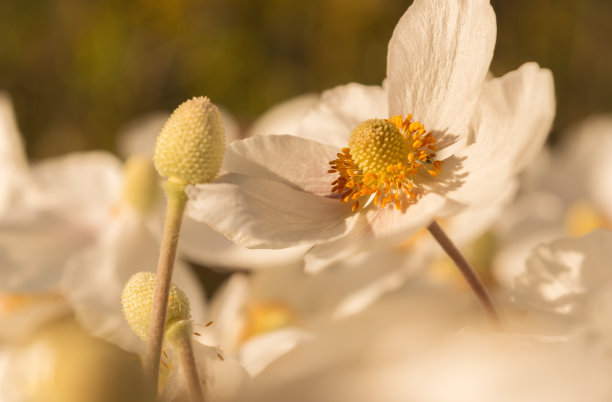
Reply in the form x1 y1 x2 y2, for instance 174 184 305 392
240 302 294 342
329 115 442 211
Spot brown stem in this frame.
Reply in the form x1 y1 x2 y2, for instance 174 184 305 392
145 179 188 394
426 220 503 330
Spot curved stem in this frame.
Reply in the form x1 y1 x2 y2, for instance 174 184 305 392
426 220 502 330
145 179 188 395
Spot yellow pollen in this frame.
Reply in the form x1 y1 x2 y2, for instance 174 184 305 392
329 115 442 211
240 302 294 342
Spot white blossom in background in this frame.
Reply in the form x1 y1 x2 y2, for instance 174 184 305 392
0 95 208 348
493 115 612 287
513 230 612 347
238 282 612 402
186 0 555 275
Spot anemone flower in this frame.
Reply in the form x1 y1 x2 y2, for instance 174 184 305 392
186 0 555 273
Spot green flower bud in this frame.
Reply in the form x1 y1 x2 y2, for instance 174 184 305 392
122 156 159 214
121 271 191 341
154 96 225 185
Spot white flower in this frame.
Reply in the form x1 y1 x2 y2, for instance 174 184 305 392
513 229 612 346
492 115 612 287
198 249 419 376
237 284 611 402
186 0 555 266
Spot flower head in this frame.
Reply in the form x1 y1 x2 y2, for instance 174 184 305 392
183 0 555 271
330 116 441 211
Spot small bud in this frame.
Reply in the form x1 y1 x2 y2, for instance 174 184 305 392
122 156 159 214
121 272 191 341
154 96 225 185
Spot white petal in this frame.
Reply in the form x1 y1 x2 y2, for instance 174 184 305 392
0 151 123 292
0 92 29 215
116 112 169 158
225 135 339 196
28 151 123 214
239 328 313 377
303 192 449 274
179 216 309 269
204 274 250 353
364 192 450 239
387 0 496 136
296 83 388 148
187 174 356 249
513 230 612 318
247 93 320 138
443 63 555 206
0 211 101 291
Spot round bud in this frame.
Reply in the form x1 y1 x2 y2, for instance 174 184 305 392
348 118 407 173
121 271 191 341
122 156 159 214
154 96 225 185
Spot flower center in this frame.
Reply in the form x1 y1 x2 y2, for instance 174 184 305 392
240 301 294 342
329 115 442 211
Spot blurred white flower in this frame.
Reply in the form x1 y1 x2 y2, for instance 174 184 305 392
238 283 611 402
186 0 555 272
0 95 206 347
493 115 612 286
0 317 148 402
513 230 612 346
198 249 421 376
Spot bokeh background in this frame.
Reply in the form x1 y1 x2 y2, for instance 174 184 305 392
0 0 610 159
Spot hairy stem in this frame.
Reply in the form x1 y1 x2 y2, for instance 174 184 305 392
145 179 188 394
167 320 205 402
426 220 502 330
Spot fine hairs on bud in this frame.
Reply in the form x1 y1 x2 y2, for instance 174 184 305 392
121 271 191 341
154 96 225 185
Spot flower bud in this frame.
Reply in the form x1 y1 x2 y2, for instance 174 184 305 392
122 156 159 214
121 271 191 341
154 96 225 185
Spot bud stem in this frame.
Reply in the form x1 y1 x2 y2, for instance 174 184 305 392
145 178 188 394
166 320 205 402
426 220 502 330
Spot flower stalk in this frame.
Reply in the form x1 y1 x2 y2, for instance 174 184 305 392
166 320 205 402
145 179 188 392
426 220 502 330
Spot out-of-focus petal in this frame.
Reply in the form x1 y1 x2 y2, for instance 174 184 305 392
296 83 388 148
513 230 612 318
28 151 123 215
0 92 29 215
239 328 313 377
247 93 319 138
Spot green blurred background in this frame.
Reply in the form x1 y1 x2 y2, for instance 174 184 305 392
1 0 610 159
